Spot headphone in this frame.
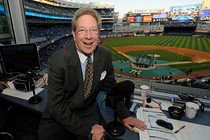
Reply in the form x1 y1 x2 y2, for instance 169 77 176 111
146 97 162 109
178 93 205 112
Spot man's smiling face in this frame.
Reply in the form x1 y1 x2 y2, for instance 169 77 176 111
72 14 99 55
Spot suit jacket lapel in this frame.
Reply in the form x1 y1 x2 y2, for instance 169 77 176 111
67 45 103 102
68 44 83 82
67 45 85 103
92 47 104 92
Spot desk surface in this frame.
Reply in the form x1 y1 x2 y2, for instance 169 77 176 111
137 107 210 140
0 89 210 140
0 88 139 139
0 88 47 115
97 91 210 139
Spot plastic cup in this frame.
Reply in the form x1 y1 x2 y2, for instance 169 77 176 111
185 102 199 119
140 85 149 107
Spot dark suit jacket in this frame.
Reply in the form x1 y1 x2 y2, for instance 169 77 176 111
38 45 118 140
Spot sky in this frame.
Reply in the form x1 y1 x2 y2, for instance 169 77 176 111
79 0 201 17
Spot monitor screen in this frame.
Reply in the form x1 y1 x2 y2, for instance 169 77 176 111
0 43 40 74
169 4 201 21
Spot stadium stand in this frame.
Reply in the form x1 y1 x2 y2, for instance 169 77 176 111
0 1 210 139
1 0 210 107
21 0 115 71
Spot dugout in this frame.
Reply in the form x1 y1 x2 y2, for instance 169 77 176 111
164 26 196 36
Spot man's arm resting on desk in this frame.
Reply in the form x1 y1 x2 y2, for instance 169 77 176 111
116 100 147 132
123 117 147 132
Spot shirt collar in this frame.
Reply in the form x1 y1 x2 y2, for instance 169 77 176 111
77 50 93 64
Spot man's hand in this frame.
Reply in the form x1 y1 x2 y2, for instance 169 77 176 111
123 116 147 131
91 124 105 140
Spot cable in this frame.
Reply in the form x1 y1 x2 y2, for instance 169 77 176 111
0 132 14 140
99 95 114 112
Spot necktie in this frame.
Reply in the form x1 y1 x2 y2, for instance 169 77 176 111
84 56 93 100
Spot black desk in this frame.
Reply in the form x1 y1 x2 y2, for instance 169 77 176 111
0 88 139 139
1 89 210 140
0 88 47 115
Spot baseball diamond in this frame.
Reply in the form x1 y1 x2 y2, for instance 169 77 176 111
103 36 210 80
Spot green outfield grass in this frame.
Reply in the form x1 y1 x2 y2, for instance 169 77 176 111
105 36 210 53
126 50 191 61
104 36 210 74
170 61 210 72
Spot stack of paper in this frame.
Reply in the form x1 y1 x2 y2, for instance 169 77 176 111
137 107 177 140
136 107 210 140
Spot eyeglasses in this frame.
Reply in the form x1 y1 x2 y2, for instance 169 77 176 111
76 28 99 35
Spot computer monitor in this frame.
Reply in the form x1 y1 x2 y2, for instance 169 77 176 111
0 43 40 74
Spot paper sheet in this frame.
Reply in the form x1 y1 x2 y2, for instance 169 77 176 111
137 107 210 140
137 107 177 140
169 119 210 140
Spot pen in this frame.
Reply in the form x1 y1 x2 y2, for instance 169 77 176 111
174 125 186 133
150 136 171 140
147 128 174 134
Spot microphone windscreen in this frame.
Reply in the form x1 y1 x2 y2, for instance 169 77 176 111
111 80 135 96
146 98 152 103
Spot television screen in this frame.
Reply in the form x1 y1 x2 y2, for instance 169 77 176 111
0 43 40 74
153 12 168 19
199 9 210 20
152 12 168 22
169 4 201 21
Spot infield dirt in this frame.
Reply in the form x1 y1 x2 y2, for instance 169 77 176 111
113 46 210 79
114 46 210 62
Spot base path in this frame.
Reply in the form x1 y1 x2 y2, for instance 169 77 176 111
113 46 210 79
118 52 136 62
114 46 210 62
118 50 196 66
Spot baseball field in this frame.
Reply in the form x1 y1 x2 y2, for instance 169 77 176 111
103 36 210 79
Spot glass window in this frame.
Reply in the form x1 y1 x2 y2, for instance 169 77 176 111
0 0 14 44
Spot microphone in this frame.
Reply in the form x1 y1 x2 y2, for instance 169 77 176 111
106 80 134 109
146 98 162 109
110 80 135 95
106 80 135 137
